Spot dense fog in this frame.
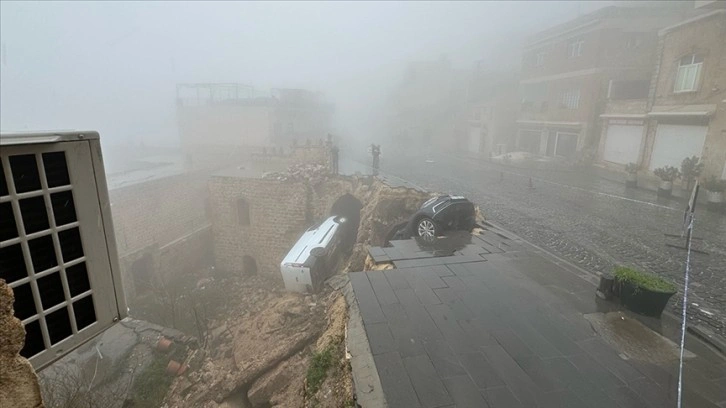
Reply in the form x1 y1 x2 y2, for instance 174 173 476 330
1 1 607 149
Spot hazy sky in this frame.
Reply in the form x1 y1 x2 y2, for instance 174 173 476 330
0 1 611 146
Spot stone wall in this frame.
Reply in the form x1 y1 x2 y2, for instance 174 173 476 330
208 176 309 281
178 104 274 150
0 280 43 408
208 174 431 283
109 172 212 299
291 144 331 168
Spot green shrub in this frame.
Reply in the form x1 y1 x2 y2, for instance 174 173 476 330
127 354 174 407
653 166 680 182
681 156 704 182
306 346 335 397
624 162 638 174
614 266 676 293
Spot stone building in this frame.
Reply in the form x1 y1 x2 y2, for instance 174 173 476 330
464 68 519 157
108 169 213 301
597 6 726 182
206 146 359 283
388 57 469 155
207 165 434 286
176 83 333 168
517 4 691 162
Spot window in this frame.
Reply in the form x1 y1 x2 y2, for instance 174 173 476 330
561 88 580 109
521 83 547 104
567 39 584 58
535 52 545 67
521 83 548 113
237 198 250 226
674 54 703 93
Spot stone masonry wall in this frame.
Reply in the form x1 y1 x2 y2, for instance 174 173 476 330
208 173 433 285
109 172 212 299
0 280 43 408
291 145 331 168
208 176 309 282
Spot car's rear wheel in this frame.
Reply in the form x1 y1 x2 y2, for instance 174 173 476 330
417 217 438 240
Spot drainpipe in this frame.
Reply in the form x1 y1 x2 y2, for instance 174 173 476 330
640 34 666 170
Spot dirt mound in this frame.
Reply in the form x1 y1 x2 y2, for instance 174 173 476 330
162 178 430 407
162 278 327 408
247 352 307 407
355 183 430 247
304 294 352 408
346 182 430 271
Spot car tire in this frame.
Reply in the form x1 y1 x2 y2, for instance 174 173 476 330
416 217 438 240
461 217 476 232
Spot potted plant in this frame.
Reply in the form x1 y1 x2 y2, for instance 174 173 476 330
624 162 638 188
703 176 725 212
653 166 680 197
614 266 677 317
681 156 704 193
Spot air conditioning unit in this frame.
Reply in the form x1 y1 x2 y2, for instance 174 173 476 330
0 131 126 370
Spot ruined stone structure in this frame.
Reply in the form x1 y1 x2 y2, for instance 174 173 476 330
0 280 43 408
209 170 430 283
108 171 212 300
176 84 334 169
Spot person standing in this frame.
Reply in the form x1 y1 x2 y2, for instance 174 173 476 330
371 144 380 175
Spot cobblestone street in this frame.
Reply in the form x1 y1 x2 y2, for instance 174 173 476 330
376 153 726 337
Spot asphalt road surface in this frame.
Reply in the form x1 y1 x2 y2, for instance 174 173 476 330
374 152 726 337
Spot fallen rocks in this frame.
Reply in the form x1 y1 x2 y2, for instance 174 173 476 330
263 163 330 183
247 352 306 407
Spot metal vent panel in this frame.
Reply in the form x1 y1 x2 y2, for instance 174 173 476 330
0 138 123 370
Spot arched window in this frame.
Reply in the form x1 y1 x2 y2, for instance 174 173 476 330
237 198 250 226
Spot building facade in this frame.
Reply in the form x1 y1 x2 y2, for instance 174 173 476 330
464 69 519 157
388 58 469 154
176 84 333 166
597 7 726 181
517 5 690 162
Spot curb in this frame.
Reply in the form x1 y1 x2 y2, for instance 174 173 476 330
341 277 388 408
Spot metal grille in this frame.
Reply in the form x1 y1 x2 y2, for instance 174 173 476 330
1 151 97 359
0 133 125 370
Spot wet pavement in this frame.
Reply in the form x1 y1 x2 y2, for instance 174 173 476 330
374 152 726 337
349 227 726 407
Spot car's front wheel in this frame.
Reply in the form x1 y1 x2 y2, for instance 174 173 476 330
416 217 438 240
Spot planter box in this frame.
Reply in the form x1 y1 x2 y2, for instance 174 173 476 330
619 281 676 317
625 173 637 188
657 180 672 198
706 190 724 213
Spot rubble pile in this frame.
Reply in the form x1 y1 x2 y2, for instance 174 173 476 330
263 163 330 183
346 182 430 271
162 274 344 408
304 294 352 408
161 177 435 407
